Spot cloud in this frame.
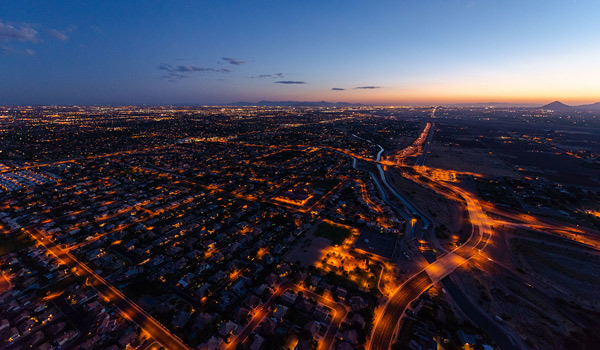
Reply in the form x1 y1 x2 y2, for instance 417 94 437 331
159 63 231 81
47 28 69 41
247 73 284 79
275 80 306 84
0 46 34 56
354 86 381 89
171 65 230 73
221 57 245 65
331 88 345 91
0 21 38 42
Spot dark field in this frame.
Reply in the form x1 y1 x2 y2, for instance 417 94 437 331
314 221 353 245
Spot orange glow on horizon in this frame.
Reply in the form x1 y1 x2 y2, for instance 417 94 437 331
291 84 600 106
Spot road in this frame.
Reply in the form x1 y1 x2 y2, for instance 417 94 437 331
369 183 490 350
369 119 498 350
355 140 431 234
370 271 433 350
376 138 433 231
27 227 190 350
414 122 434 166
227 282 347 350
0 271 12 293
225 284 288 350
441 276 519 350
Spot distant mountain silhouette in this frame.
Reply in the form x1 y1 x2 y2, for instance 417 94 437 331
576 102 600 111
540 101 575 112
540 101 600 112
446 102 540 108
230 100 365 107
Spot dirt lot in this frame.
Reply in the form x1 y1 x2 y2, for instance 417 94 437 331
388 169 464 236
510 233 600 306
284 232 331 267
427 143 520 177
451 227 600 350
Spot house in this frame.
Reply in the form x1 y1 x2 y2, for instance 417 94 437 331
199 336 222 350
118 331 137 347
37 343 54 350
296 339 313 350
193 313 215 330
218 321 239 338
48 322 67 336
281 290 298 305
297 298 315 313
272 304 289 320
172 311 191 328
255 284 271 298
457 330 476 346
194 283 212 298
7 327 20 342
234 307 250 322
304 320 320 338
56 330 78 347
349 296 368 311
314 304 331 322
249 335 265 350
350 313 366 329
310 275 321 287
341 329 358 344
335 287 347 300
336 341 354 350
266 273 278 286
261 318 277 335
295 271 308 283
231 276 250 295
245 294 261 308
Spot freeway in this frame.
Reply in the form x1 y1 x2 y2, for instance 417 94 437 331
388 121 433 166
377 162 431 231
413 107 436 166
414 122 434 166
369 179 491 349
27 227 190 350
339 117 593 349
377 121 435 231
369 119 498 350
352 138 431 235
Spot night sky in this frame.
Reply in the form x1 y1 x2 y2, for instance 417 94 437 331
1 0 599 105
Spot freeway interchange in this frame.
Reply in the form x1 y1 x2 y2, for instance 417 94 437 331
367 118 599 350
369 120 500 350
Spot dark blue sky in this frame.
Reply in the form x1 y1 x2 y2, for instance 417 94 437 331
1 0 599 105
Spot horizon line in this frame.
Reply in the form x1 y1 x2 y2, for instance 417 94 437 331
1 100 597 108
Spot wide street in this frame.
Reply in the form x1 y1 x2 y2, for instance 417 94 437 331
370 271 432 350
27 227 191 350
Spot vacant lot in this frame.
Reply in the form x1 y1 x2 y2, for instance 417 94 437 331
427 143 520 177
261 149 305 163
0 233 33 256
314 221 353 245
511 236 600 304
